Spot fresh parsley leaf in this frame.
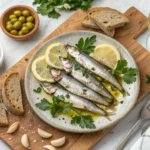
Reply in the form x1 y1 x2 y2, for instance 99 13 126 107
33 0 94 19
61 103 72 114
122 68 138 84
146 74 150 83
64 84 70 88
50 96 72 117
48 9 61 19
33 87 42 93
120 101 124 104
75 35 96 55
74 63 80 70
66 93 70 98
110 59 138 84
36 98 50 111
71 115 96 129
82 68 91 78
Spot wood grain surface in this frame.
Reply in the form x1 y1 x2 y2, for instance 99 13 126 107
0 7 149 150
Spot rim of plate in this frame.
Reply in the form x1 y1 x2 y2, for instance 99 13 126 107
25 30 140 133
0 44 3 67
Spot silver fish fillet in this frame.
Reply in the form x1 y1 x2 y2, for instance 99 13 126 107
65 44 123 91
60 57 113 99
41 82 106 116
50 68 109 106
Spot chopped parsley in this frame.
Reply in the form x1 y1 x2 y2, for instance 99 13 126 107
74 63 80 70
36 95 95 129
66 93 70 99
33 87 42 93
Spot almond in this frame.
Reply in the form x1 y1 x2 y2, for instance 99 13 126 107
38 128 52 138
51 136 66 147
43 145 56 150
21 134 29 148
7 121 19 134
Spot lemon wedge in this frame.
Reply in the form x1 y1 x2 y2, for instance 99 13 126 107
45 43 67 69
90 44 121 69
32 56 55 82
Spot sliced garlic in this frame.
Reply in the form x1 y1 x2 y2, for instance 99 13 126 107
7 121 19 134
43 145 56 150
38 128 52 138
21 134 29 148
51 136 66 147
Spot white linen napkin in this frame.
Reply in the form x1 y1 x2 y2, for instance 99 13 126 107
130 127 150 150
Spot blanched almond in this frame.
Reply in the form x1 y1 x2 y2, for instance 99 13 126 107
51 136 66 147
21 134 29 148
43 145 56 150
7 121 19 134
38 128 52 138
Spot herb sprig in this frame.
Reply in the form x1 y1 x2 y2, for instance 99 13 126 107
33 87 42 93
75 35 96 55
33 0 94 19
110 59 138 84
36 95 95 129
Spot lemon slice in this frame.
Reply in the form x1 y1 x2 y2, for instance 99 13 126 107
32 56 55 82
90 44 121 69
45 42 67 69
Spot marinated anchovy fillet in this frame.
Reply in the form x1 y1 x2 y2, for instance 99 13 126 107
50 69 109 106
65 44 123 91
60 57 112 99
41 82 106 116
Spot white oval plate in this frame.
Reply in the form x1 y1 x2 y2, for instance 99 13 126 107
25 31 140 133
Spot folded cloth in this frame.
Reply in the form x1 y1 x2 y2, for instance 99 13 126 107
130 127 150 150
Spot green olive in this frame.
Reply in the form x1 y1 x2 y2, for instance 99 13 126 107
26 22 34 30
6 24 13 31
9 14 17 20
10 30 18 35
11 18 18 24
18 16 26 23
21 26 29 34
22 23 26 27
6 21 12 25
22 10 30 17
26 16 34 22
14 10 22 17
18 31 24 36
13 21 22 30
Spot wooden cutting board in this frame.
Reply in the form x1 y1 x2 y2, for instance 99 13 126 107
0 7 149 150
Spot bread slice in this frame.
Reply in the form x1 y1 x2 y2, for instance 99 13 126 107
88 7 129 30
0 91 8 126
82 15 115 37
82 16 100 29
2 72 24 115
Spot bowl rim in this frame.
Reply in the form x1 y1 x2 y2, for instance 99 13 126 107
0 5 39 39
0 44 3 67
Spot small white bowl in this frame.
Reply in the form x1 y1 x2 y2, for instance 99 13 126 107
0 44 4 67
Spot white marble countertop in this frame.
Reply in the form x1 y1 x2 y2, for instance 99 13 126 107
0 0 150 150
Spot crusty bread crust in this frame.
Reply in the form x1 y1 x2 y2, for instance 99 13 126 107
2 72 24 116
88 7 129 30
0 91 8 126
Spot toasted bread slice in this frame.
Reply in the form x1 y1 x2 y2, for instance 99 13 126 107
2 72 24 115
0 91 8 126
82 15 115 37
88 7 129 30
